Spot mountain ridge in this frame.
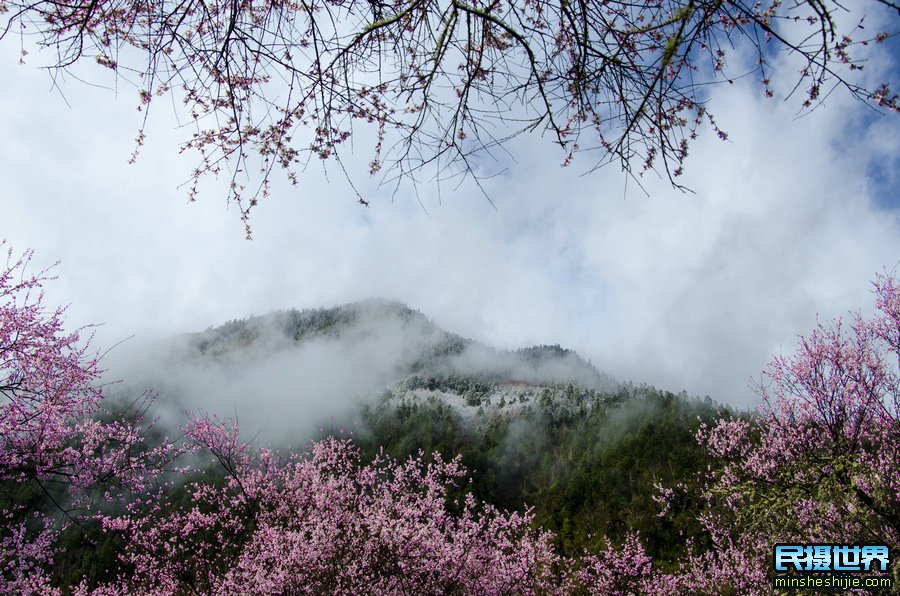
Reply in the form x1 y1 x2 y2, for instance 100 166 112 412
103 299 657 444
178 298 615 393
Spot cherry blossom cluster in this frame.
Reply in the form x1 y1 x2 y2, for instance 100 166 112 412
0 242 188 593
88 427 564 594
679 272 900 590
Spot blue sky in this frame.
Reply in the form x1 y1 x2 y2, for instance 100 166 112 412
2 8 899 409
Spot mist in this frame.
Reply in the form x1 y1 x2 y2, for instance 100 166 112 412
6 38 900 412
99 299 628 445
101 303 434 443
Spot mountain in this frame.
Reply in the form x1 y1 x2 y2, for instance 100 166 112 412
166 299 617 423
101 299 729 563
183 299 611 384
102 299 619 440
183 298 468 366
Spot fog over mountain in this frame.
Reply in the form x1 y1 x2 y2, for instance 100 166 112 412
103 299 618 443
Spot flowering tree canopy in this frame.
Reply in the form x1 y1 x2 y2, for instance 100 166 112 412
91 426 564 594
700 273 899 542
3 0 899 233
666 272 900 591
0 243 183 593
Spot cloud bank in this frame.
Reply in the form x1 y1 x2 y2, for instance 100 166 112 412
2 19 899 410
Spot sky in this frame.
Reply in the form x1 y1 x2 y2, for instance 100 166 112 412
2 12 899 410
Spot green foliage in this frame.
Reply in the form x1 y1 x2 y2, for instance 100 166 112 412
356 382 734 565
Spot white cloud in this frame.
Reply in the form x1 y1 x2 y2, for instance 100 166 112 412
2 18 898 411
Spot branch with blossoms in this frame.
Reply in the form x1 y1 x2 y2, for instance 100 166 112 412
2 0 898 234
